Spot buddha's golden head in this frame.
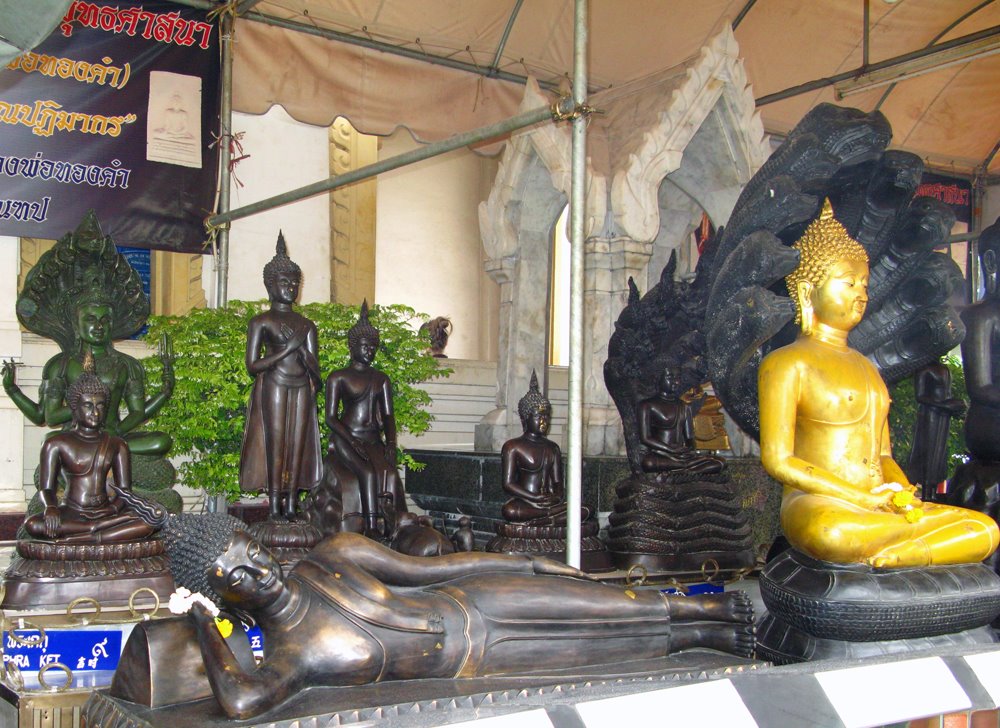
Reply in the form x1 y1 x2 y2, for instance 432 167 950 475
786 199 869 329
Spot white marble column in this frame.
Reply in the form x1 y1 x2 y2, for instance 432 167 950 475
475 239 552 451
0 237 26 510
581 235 653 455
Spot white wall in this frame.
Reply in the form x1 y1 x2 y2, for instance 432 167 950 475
374 130 497 361
203 106 331 305
984 183 1000 230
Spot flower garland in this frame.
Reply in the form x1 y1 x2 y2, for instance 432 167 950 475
872 482 925 523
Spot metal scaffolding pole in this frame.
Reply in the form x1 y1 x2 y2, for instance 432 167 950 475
565 0 588 568
206 98 575 228
205 11 235 514
214 11 234 309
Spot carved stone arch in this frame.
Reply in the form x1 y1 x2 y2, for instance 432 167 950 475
476 134 568 451
476 78 608 452
610 25 770 272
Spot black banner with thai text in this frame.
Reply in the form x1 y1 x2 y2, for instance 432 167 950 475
917 172 972 225
0 0 220 253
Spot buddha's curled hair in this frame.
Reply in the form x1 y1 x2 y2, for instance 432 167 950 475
162 513 245 607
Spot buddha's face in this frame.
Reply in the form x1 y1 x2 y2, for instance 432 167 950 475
75 303 113 346
810 258 869 332
525 407 551 436
351 337 377 367
209 532 285 610
660 368 681 397
74 391 108 429
267 272 300 305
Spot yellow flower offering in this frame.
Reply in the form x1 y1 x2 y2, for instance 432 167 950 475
905 508 925 524
215 617 234 639
892 490 914 509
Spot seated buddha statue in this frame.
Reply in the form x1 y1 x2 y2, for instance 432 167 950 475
500 371 590 526
758 200 999 568
637 366 725 475
23 360 165 543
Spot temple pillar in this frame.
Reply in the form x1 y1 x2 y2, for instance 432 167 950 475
0 237 26 510
475 230 552 450
581 235 653 455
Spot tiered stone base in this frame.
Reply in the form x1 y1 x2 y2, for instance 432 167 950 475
606 471 755 574
485 519 613 572
757 549 1000 664
247 520 323 566
2 538 174 610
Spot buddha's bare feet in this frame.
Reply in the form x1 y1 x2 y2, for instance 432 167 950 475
673 623 756 658
868 540 931 569
668 591 754 624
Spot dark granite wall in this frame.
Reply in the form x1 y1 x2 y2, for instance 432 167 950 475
404 450 781 553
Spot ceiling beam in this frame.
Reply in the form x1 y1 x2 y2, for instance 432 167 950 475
756 23 1000 106
489 0 524 76
731 0 758 30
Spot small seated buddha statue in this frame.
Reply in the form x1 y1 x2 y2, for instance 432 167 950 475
499 371 590 526
637 366 725 475
759 200 999 568
487 372 608 568
23 361 165 544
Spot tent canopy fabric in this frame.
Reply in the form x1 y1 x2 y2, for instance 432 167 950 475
232 0 1000 175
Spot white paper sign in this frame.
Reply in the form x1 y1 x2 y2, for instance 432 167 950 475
575 679 757 727
444 709 552 728
816 656 970 728
964 651 1000 706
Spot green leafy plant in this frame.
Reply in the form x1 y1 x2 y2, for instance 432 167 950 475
140 301 449 501
888 353 968 473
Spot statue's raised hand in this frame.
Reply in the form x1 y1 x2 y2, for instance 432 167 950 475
2 360 16 394
279 322 306 350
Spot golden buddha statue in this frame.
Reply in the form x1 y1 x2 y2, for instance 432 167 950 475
759 200 999 568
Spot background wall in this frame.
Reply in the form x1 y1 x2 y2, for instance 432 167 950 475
203 106 332 306
374 130 499 361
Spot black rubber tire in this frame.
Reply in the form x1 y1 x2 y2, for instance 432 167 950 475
760 549 1000 641
756 612 998 665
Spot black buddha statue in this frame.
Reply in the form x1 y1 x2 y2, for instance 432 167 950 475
486 372 609 570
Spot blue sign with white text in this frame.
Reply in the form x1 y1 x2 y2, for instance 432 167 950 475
3 629 122 672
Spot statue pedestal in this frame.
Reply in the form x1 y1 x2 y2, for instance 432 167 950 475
485 519 614 572
757 549 1000 664
246 520 323 567
606 471 755 575
1 538 174 611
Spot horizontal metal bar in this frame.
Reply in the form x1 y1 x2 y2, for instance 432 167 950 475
206 98 575 228
757 23 1000 106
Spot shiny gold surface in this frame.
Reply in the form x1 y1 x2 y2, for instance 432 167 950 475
759 201 998 567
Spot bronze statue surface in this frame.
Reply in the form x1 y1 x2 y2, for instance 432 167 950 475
182 531 753 720
637 367 724 475
498 371 589 526
6 211 174 457
24 365 165 544
960 219 1000 463
2 362 172 609
486 372 606 568
238 232 323 522
906 361 965 501
318 301 406 537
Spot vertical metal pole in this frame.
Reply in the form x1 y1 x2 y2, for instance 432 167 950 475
207 11 234 513
215 12 234 310
971 170 986 302
565 0 588 568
